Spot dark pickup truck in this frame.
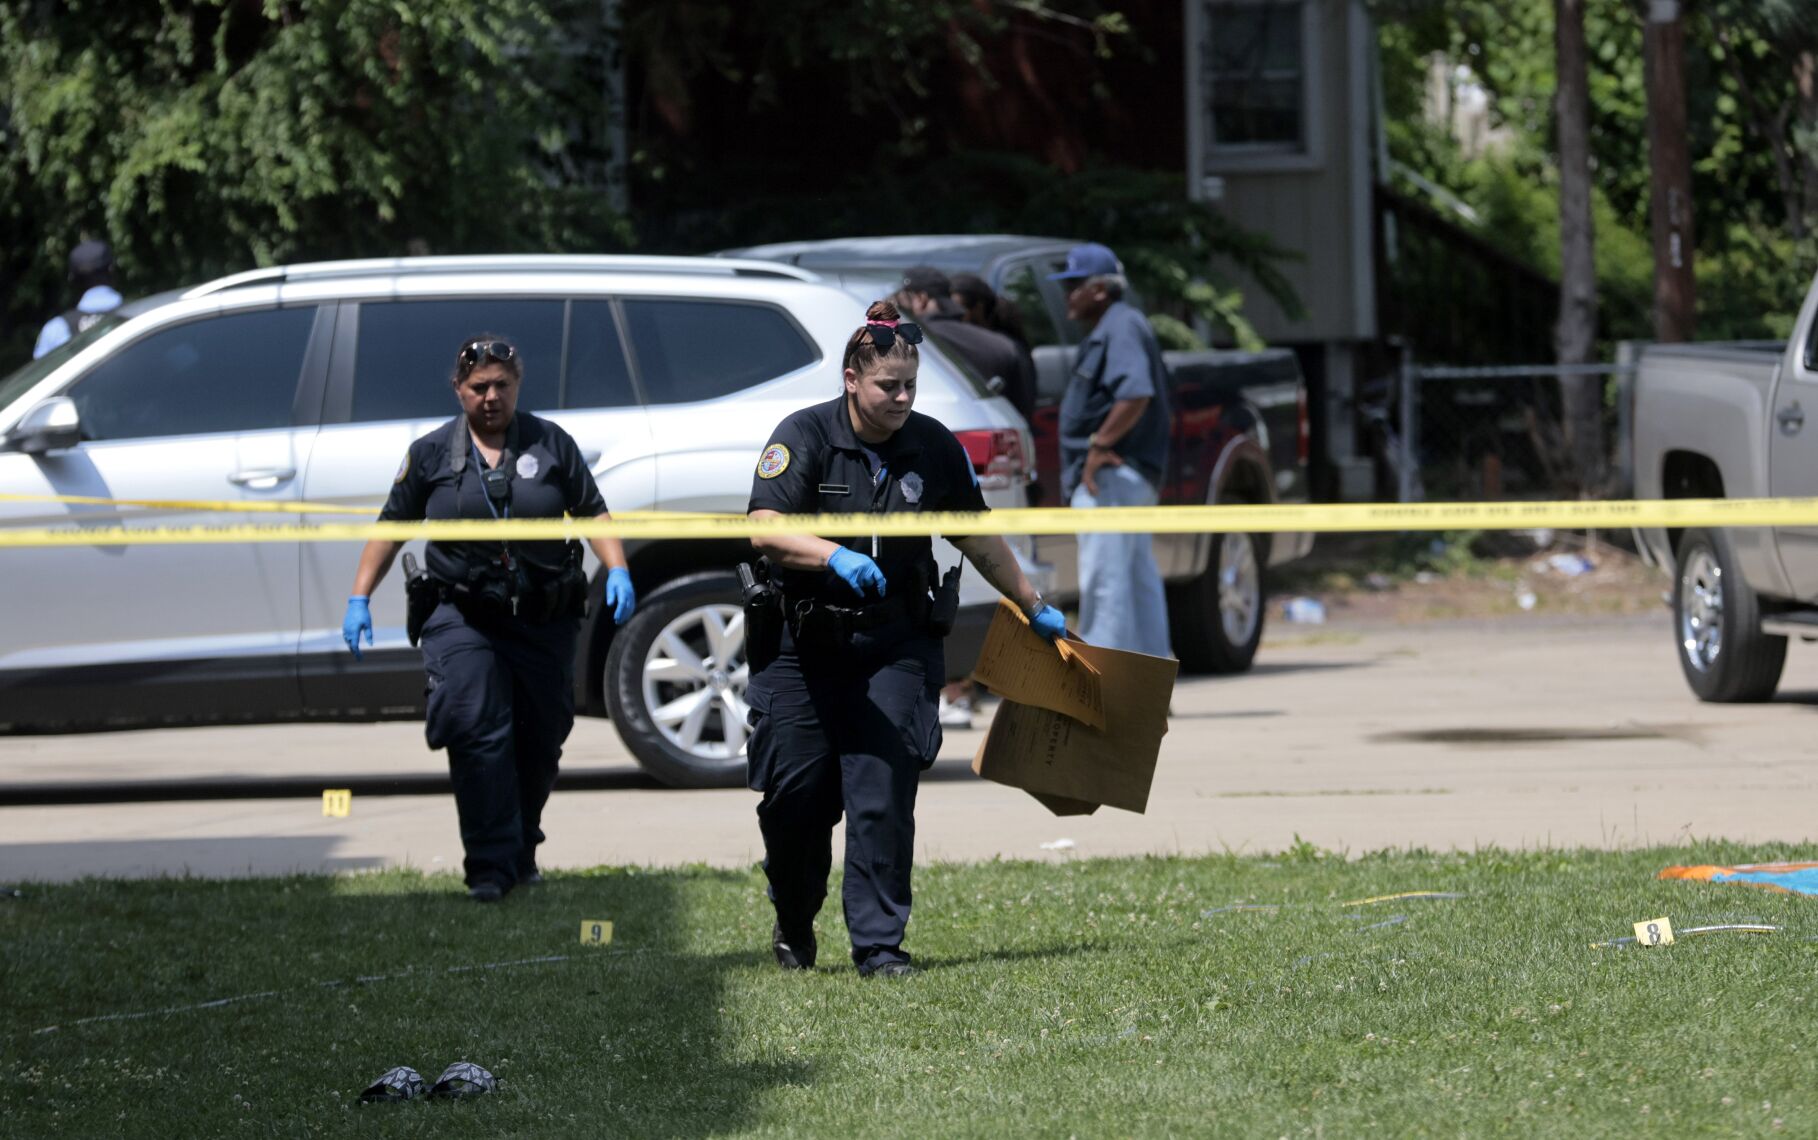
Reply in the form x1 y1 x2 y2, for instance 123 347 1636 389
722 234 1313 672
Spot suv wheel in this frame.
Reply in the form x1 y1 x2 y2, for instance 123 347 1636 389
604 571 750 788
1673 527 1786 702
1168 512 1266 675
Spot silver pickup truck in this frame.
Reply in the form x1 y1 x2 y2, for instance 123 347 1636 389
1633 285 1818 701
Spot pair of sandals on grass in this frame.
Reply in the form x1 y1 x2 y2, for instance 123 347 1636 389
358 1061 496 1103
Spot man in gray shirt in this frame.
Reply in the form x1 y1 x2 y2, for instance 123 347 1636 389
1052 243 1173 657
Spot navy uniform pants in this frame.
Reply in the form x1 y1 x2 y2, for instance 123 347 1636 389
746 616 944 969
420 601 578 889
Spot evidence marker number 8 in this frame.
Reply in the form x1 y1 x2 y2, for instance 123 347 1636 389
1635 917 1675 947
581 920 614 947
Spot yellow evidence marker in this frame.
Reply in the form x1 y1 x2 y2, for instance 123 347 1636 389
580 920 614 947
1634 917 1675 947
322 789 352 817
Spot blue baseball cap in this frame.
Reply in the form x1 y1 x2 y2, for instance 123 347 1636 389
1048 242 1122 282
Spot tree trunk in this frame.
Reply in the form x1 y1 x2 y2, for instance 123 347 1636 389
1798 50 1818 230
1644 1 1696 343
1555 0 1603 493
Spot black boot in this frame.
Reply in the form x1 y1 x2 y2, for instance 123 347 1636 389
772 922 816 970
856 948 915 978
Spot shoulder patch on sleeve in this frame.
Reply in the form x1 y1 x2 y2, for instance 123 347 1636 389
394 454 411 484
757 443 791 479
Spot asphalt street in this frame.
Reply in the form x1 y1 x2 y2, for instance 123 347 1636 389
3 613 1815 883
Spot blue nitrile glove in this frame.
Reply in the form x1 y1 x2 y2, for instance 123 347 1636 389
605 567 636 625
343 596 373 660
827 546 887 598
1029 604 1067 642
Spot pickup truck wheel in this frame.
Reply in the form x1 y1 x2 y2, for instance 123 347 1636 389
604 571 750 788
1168 520 1265 675
1673 528 1786 702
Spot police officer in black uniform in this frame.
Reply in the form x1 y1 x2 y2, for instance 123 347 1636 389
341 334 636 902
745 300 1068 976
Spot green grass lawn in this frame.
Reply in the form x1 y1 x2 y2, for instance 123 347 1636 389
7 844 1818 1137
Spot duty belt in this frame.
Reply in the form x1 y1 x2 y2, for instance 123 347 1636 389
786 593 912 645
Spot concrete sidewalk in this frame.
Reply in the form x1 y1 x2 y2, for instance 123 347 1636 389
3 615 1816 882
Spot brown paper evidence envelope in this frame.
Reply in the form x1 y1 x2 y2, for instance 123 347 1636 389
969 600 1179 815
968 599 1107 728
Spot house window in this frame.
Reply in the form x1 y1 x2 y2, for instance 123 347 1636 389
1203 1 1309 156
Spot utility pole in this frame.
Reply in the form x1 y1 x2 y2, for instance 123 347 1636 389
1555 0 1603 492
1644 0 1695 342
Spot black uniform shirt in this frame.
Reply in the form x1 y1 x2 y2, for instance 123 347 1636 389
924 306 1036 420
748 395 988 604
381 412 607 585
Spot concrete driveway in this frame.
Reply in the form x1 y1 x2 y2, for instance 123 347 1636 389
3 614 1815 882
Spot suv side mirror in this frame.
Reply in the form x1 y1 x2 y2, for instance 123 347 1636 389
5 397 83 456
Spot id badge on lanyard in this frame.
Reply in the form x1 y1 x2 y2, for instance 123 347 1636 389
869 456 887 559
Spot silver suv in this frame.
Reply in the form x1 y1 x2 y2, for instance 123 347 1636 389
0 255 1039 786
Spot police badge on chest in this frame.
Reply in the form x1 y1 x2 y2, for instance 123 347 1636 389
900 472 923 505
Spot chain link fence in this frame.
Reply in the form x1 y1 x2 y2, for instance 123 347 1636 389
1367 347 1640 504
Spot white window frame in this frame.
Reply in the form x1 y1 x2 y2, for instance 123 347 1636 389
1187 0 1325 179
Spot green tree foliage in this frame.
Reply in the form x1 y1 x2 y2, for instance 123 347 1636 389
0 0 630 356
0 1 1292 359
1374 0 1818 341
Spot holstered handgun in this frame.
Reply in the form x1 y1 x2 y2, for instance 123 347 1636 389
739 559 783 672
549 541 590 621
927 564 962 638
402 553 438 646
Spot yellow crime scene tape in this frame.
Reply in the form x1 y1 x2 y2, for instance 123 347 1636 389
0 491 731 518
0 494 1816 547
0 491 381 515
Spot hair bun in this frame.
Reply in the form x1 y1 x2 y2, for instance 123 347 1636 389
865 300 901 322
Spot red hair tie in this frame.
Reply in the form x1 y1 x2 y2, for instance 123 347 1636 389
866 318 899 328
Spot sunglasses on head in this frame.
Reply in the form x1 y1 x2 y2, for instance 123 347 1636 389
459 340 516 369
865 319 924 354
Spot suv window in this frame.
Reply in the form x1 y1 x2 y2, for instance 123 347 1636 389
565 301 638 409
0 313 127 417
623 299 817 404
67 307 315 441
354 299 565 422
1000 265 1064 348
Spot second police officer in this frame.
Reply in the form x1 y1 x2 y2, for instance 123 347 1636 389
744 300 1068 977
342 334 636 903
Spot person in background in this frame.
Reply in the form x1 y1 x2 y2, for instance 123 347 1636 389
951 272 1031 351
35 240 124 359
1051 243 1174 658
898 265 1035 422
